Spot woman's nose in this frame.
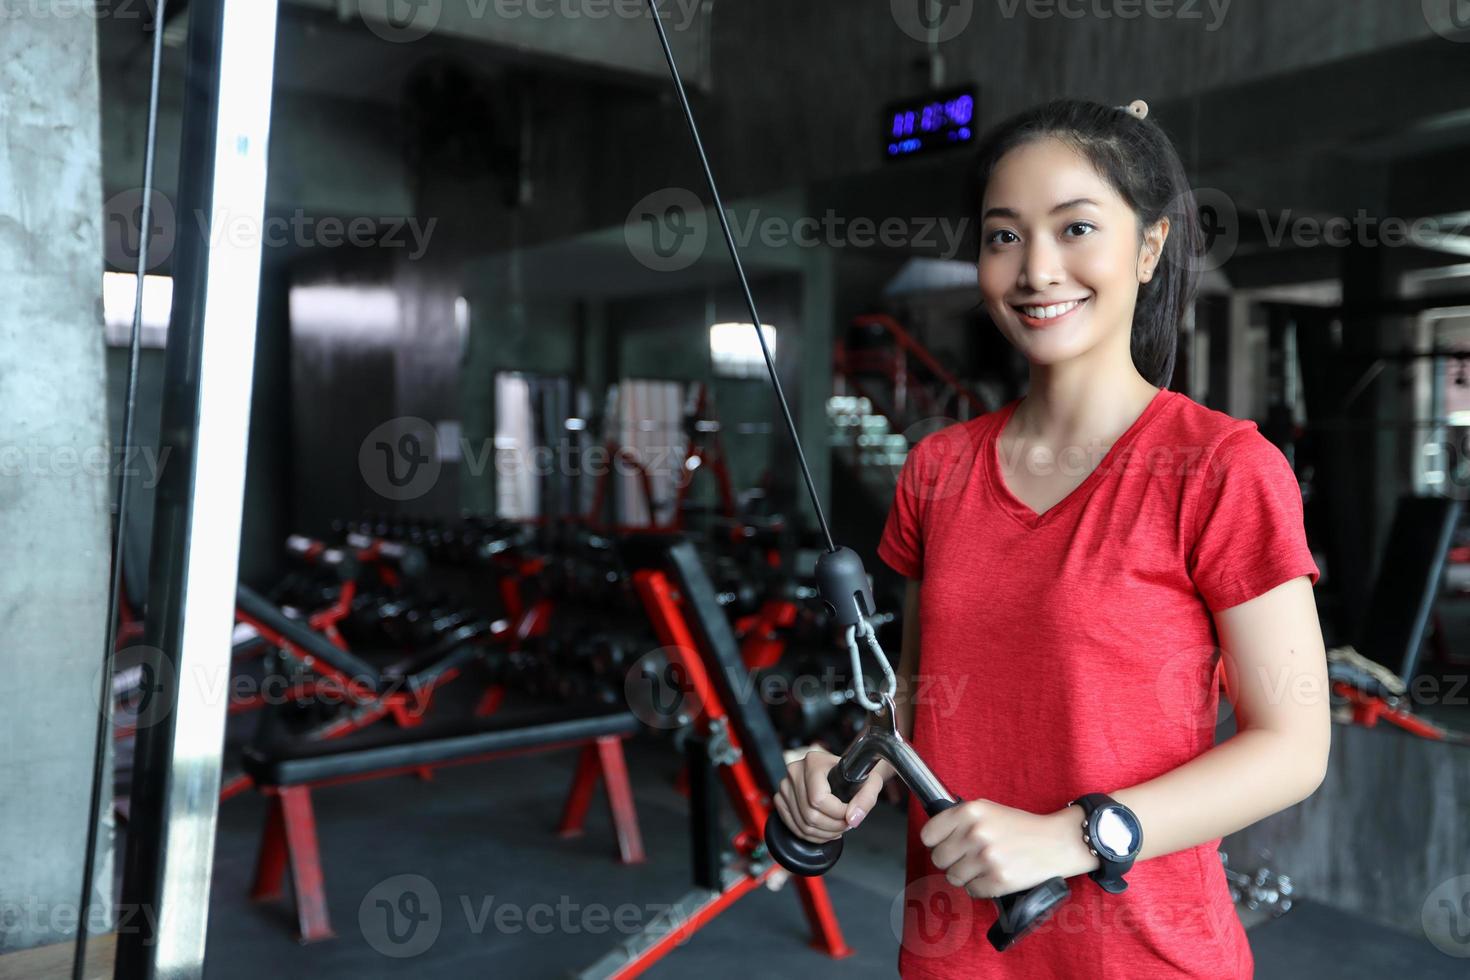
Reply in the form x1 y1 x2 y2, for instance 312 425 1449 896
1019 240 1064 291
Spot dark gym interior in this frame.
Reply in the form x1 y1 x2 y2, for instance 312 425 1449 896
4 1 1470 978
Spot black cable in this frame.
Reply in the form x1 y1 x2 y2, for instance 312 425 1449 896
644 0 835 554
75 4 169 977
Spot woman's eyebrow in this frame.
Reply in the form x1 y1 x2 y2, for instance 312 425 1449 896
982 197 1101 221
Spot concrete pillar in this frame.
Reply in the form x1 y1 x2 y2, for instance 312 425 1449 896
0 8 112 954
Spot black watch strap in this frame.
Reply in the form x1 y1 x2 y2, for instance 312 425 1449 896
1071 793 1141 894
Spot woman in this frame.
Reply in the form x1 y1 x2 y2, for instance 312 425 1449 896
773 98 1329 978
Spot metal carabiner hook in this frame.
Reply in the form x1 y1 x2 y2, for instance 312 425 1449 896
844 617 897 713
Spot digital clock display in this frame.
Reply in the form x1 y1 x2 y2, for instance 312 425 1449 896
884 87 976 160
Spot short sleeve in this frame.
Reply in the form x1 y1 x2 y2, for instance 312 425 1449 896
877 441 929 579
1188 427 1320 612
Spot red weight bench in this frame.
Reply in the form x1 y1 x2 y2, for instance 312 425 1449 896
241 706 646 943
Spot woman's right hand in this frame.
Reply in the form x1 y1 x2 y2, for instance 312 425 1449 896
773 748 885 843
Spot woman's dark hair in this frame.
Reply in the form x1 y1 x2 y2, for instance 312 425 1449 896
971 98 1204 389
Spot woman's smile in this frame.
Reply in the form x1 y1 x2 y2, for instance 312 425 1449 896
1011 295 1091 329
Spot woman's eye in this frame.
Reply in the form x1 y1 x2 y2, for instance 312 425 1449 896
1065 221 1096 237
985 229 1018 246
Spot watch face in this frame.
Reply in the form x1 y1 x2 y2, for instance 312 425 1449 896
1094 807 1140 859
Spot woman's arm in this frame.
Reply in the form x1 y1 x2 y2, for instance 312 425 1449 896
1046 574 1332 876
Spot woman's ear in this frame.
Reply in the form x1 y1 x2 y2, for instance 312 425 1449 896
1139 216 1171 283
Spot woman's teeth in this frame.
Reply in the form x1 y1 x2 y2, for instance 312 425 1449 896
1019 299 1085 319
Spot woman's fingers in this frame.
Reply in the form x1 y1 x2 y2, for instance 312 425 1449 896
774 789 841 842
800 762 851 832
843 770 886 828
777 756 849 840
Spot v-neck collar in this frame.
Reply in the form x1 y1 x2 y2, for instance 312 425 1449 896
985 388 1173 531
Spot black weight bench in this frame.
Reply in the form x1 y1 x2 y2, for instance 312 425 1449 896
243 706 647 943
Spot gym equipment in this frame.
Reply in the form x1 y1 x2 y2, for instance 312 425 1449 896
670 382 739 532
243 705 645 943
641 0 1065 952
577 536 851 977
229 585 493 747
762 691 1070 951
1328 645 1470 746
1327 495 1470 745
1220 852 1294 919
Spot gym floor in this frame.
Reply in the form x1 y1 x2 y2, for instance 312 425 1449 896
194 733 1465 979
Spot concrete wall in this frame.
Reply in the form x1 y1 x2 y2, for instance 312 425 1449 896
0 10 112 953
1222 720 1470 935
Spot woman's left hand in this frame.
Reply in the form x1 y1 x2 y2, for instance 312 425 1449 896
920 800 1090 899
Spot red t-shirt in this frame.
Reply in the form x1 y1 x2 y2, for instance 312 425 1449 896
876 387 1320 980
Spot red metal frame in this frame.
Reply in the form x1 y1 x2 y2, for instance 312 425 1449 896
589 441 661 530
1330 680 1463 741
734 599 798 671
619 567 851 977
670 384 738 531
248 731 645 943
216 592 535 798
836 313 987 430
590 384 741 534
115 592 145 650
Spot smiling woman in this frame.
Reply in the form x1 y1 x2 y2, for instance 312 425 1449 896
893 100 1323 978
975 100 1204 393
774 97 1329 980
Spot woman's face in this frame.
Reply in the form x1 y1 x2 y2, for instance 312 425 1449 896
977 136 1165 372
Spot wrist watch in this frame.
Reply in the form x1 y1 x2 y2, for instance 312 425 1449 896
1068 793 1143 894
